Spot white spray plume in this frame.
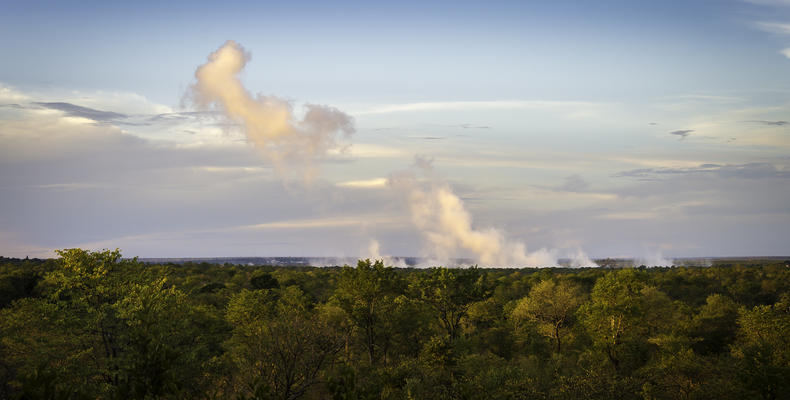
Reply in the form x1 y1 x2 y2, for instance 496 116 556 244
638 251 674 267
567 248 599 268
388 157 557 267
189 40 354 181
368 238 382 259
365 239 408 268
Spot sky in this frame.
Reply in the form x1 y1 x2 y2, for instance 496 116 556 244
1 0 789 264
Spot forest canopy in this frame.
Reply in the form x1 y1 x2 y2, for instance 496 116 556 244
1 249 789 399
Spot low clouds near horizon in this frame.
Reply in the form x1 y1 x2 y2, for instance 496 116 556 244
1 79 789 260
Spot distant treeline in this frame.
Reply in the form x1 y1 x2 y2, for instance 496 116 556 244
1 250 789 399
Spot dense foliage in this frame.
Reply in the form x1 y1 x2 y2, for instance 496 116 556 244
1 250 789 399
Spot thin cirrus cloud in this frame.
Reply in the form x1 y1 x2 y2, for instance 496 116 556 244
32 102 127 122
230 214 403 231
750 10 790 58
746 119 789 125
755 21 790 35
614 162 790 180
350 100 610 116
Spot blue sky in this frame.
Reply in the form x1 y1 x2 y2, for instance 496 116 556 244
1 0 789 263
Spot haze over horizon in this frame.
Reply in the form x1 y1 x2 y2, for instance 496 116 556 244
1 0 789 264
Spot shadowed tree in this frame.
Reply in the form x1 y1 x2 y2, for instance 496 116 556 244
731 293 790 399
688 294 739 355
250 271 279 290
225 286 345 400
412 267 491 340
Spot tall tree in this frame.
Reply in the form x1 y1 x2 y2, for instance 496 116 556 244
225 286 344 400
332 259 400 364
0 249 215 399
511 279 585 353
412 267 491 340
578 269 675 373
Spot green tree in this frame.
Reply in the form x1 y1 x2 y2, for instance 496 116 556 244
250 271 279 290
411 267 491 340
0 268 40 309
687 294 739 355
578 269 676 374
0 297 92 398
0 249 216 399
333 259 400 364
511 279 585 353
113 277 212 398
225 286 345 400
731 293 790 399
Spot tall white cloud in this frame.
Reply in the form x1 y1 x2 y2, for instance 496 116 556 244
387 159 560 267
189 40 355 182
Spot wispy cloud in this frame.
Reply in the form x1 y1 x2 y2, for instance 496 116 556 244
669 129 694 140
33 102 127 122
351 100 608 116
595 211 660 220
229 215 402 230
0 85 29 103
336 178 388 188
755 21 790 35
30 183 106 191
342 143 409 159
615 163 790 180
746 119 789 125
556 174 590 192
656 94 745 106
